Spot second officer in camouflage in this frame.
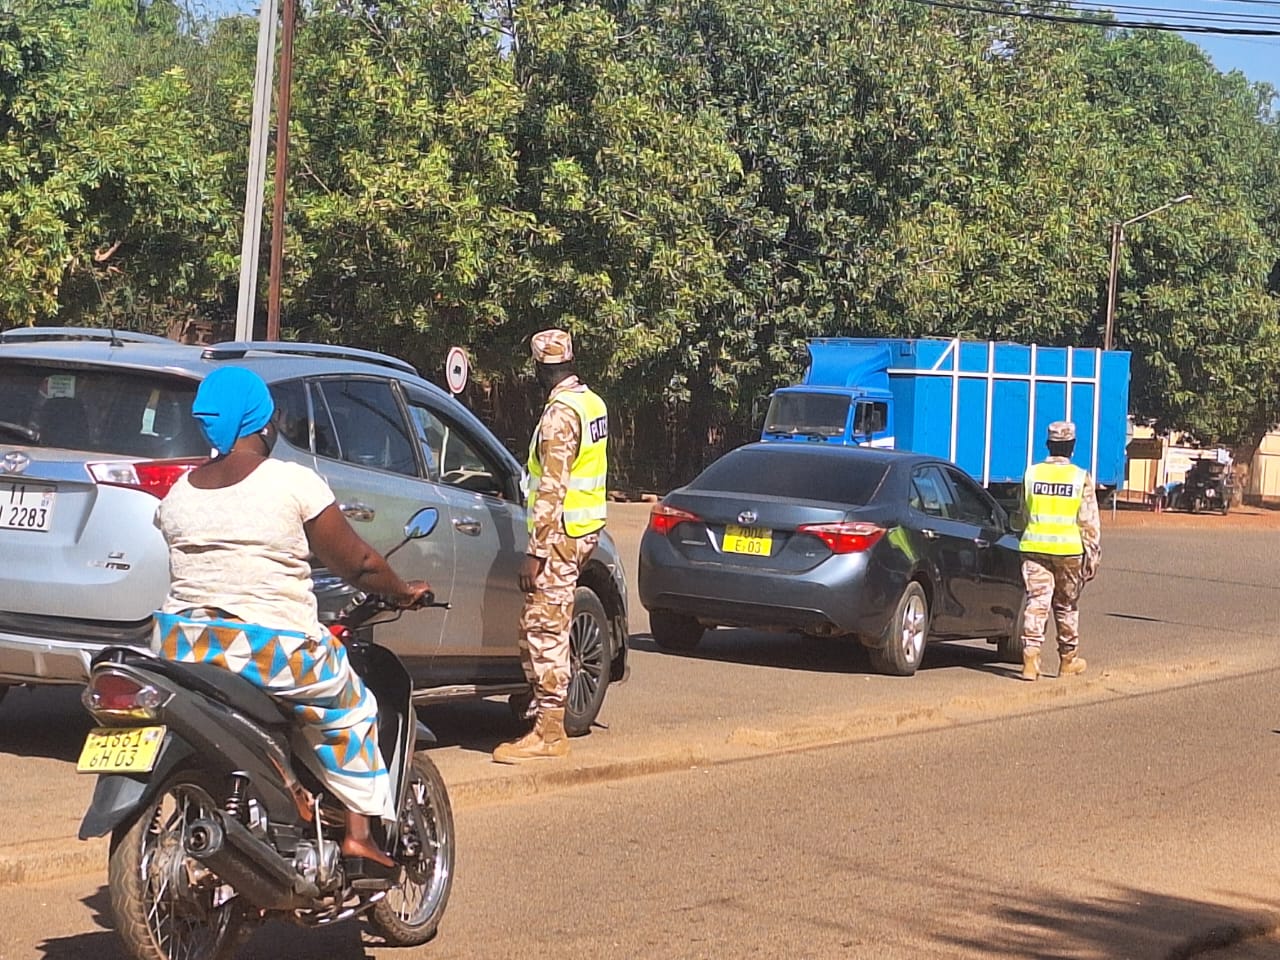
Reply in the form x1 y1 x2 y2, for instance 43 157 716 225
1017 420 1101 680
493 328 608 764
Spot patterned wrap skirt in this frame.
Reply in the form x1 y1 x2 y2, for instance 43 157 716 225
152 609 395 821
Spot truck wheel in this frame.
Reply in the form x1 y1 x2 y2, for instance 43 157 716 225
565 587 610 737
869 582 928 677
995 596 1028 664
651 611 704 652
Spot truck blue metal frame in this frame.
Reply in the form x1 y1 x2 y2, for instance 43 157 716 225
761 337 1132 489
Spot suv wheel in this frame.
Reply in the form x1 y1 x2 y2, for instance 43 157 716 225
565 587 610 737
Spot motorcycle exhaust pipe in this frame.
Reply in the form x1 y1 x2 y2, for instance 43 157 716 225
185 814 320 910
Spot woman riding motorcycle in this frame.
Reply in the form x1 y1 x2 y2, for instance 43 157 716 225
151 366 430 875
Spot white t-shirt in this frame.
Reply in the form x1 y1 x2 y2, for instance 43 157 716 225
156 459 336 637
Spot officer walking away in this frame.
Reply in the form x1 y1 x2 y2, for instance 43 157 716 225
493 328 608 763
1017 421 1101 681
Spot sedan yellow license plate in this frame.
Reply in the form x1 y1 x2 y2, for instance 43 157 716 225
76 726 166 774
723 524 773 557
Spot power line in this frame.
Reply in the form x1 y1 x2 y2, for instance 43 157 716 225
903 0 1280 35
1070 2 1280 24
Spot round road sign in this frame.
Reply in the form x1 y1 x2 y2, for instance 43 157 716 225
445 346 469 395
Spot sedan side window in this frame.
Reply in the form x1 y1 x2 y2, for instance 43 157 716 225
407 401 510 500
313 379 419 478
910 466 955 519
945 468 999 527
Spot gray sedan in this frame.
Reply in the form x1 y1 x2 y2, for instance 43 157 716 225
638 443 1025 676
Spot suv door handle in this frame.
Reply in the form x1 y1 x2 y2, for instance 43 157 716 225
339 502 376 522
921 529 939 540
973 538 990 548
453 517 482 536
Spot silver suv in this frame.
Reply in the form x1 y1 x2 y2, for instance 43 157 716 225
0 328 629 735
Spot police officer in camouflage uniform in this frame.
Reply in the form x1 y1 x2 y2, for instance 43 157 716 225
493 329 608 764
1018 421 1101 681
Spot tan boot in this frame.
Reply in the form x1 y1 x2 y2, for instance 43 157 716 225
1020 650 1041 681
492 708 570 764
1059 650 1087 676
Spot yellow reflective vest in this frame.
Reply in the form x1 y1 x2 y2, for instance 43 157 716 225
527 388 608 538
1020 461 1087 556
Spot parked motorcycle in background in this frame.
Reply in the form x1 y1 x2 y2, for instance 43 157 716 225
1183 458 1234 515
76 508 455 960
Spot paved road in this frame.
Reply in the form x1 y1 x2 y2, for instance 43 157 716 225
3 509 1280 957
6 659 1280 959
3 510 1280 867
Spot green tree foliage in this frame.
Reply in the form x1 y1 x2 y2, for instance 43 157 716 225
3 0 1279 482
0 0 239 330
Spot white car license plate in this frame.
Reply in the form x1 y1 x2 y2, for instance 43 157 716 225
0 481 55 532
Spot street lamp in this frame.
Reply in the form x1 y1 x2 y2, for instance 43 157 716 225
1103 193 1194 351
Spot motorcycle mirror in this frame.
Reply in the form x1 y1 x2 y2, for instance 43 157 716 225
404 507 440 540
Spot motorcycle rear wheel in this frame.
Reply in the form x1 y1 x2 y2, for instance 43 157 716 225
369 754 454 946
108 776 241 960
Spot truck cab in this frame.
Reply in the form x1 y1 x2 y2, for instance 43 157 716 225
761 386 896 448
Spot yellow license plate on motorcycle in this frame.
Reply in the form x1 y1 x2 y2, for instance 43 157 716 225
76 726 167 774
723 524 773 556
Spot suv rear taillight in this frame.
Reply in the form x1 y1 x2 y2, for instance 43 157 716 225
797 521 885 554
82 668 169 720
649 503 701 536
88 458 205 498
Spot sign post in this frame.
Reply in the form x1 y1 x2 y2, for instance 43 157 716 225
445 347 469 396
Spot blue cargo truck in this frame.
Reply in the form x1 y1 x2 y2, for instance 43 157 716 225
761 337 1131 494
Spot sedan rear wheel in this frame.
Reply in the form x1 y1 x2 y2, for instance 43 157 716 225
870 582 928 677
650 611 704 652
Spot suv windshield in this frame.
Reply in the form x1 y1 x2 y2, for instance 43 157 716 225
689 447 887 505
0 362 205 458
763 392 850 438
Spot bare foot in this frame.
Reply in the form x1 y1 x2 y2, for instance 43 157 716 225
342 836 395 869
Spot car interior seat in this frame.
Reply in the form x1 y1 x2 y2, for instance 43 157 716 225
35 397 93 450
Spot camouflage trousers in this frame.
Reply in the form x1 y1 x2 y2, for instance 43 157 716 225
1021 553 1085 654
520 533 599 712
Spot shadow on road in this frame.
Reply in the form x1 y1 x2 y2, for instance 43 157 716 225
415 697 529 757
930 877 1280 959
629 629 1020 679
0 684 92 763
33 885 379 960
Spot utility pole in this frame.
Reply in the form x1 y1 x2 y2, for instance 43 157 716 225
266 0 297 342
234 0 280 342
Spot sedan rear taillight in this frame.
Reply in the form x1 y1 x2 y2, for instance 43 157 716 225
87 458 206 498
798 521 885 554
649 503 701 536
82 668 169 720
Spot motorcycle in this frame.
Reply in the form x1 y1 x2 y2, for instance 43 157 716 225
76 507 455 960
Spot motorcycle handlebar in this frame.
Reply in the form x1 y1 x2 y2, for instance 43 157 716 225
338 592 451 630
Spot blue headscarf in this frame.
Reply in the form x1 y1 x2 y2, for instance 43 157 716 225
192 367 275 456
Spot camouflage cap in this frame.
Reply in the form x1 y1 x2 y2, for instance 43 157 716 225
1047 420 1076 442
531 328 574 364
